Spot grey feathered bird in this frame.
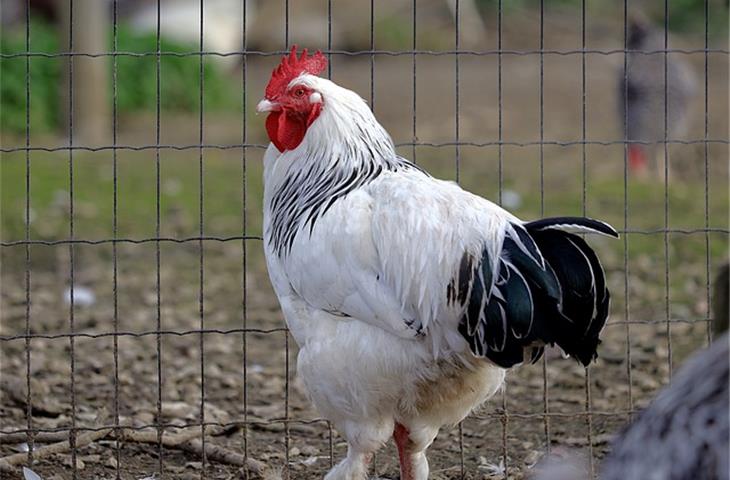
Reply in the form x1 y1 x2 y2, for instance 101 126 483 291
618 14 697 178
533 266 729 480
599 332 729 480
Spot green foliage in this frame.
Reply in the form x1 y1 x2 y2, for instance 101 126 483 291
660 0 728 34
0 20 61 134
1 20 236 134
375 16 413 50
113 26 233 113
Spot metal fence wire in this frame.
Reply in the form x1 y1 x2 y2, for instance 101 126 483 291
0 0 728 479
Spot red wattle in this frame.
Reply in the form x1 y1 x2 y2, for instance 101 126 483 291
265 110 307 152
265 112 283 151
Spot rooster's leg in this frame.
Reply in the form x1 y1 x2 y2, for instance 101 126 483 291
324 447 373 480
394 423 414 480
393 423 435 480
324 418 392 480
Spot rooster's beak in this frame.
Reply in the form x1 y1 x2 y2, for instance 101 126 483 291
256 99 280 113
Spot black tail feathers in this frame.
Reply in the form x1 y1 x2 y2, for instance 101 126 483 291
526 222 612 366
457 218 615 369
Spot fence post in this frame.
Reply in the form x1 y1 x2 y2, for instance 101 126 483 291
59 0 110 146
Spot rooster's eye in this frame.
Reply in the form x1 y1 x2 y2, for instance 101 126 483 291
294 88 305 98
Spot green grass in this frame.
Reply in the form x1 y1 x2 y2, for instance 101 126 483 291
2 140 726 322
0 148 261 242
2 146 726 250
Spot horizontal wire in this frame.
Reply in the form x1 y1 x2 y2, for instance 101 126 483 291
0 419 330 437
1 327 288 342
1 47 728 59
2 138 728 154
606 317 712 326
0 317 713 343
473 410 638 420
1 235 263 247
0 408 644 438
2 228 727 248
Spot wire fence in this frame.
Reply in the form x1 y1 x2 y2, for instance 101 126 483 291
0 0 728 479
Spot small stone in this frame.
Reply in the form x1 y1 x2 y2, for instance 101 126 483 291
61 455 85 470
288 447 300 457
80 454 101 463
301 445 318 456
135 411 155 427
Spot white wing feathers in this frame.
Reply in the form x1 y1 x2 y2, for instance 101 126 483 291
275 168 513 356
370 172 511 332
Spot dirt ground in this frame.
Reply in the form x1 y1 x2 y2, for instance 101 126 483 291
0 242 716 480
1 7 728 480
0 240 713 480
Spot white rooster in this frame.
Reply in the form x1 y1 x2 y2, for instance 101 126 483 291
258 47 618 480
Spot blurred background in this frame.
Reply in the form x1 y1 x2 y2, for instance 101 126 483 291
1 0 728 478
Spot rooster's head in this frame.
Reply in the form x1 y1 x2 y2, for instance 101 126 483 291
257 46 328 152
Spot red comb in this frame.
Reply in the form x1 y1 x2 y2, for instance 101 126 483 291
265 45 328 99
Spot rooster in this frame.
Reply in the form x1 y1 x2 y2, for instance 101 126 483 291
259 46 618 480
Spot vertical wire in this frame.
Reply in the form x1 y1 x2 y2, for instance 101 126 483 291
663 0 672 380
23 0 34 466
326 0 335 469
454 2 465 476
580 1 594 477
622 0 634 418
327 0 332 78
154 0 164 474
538 0 545 215
703 0 711 344
283 2 291 476
580 1 587 213
497 3 508 478
497 0 503 204
538 0 551 454
198 0 207 476
111 1 121 477
455 0 460 185
328 421 334 470
370 0 375 111
241 1 249 478
285 0 289 47
67 0 78 475
500 385 508 480
411 0 417 163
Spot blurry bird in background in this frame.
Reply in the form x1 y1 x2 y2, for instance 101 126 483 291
598 256 728 480
534 332 729 480
599 332 729 480
618 13 697 180
532 259 729 480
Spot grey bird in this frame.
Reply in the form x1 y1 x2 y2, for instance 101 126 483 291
599 332 729 480
618 13 697 179
533 264 729 480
